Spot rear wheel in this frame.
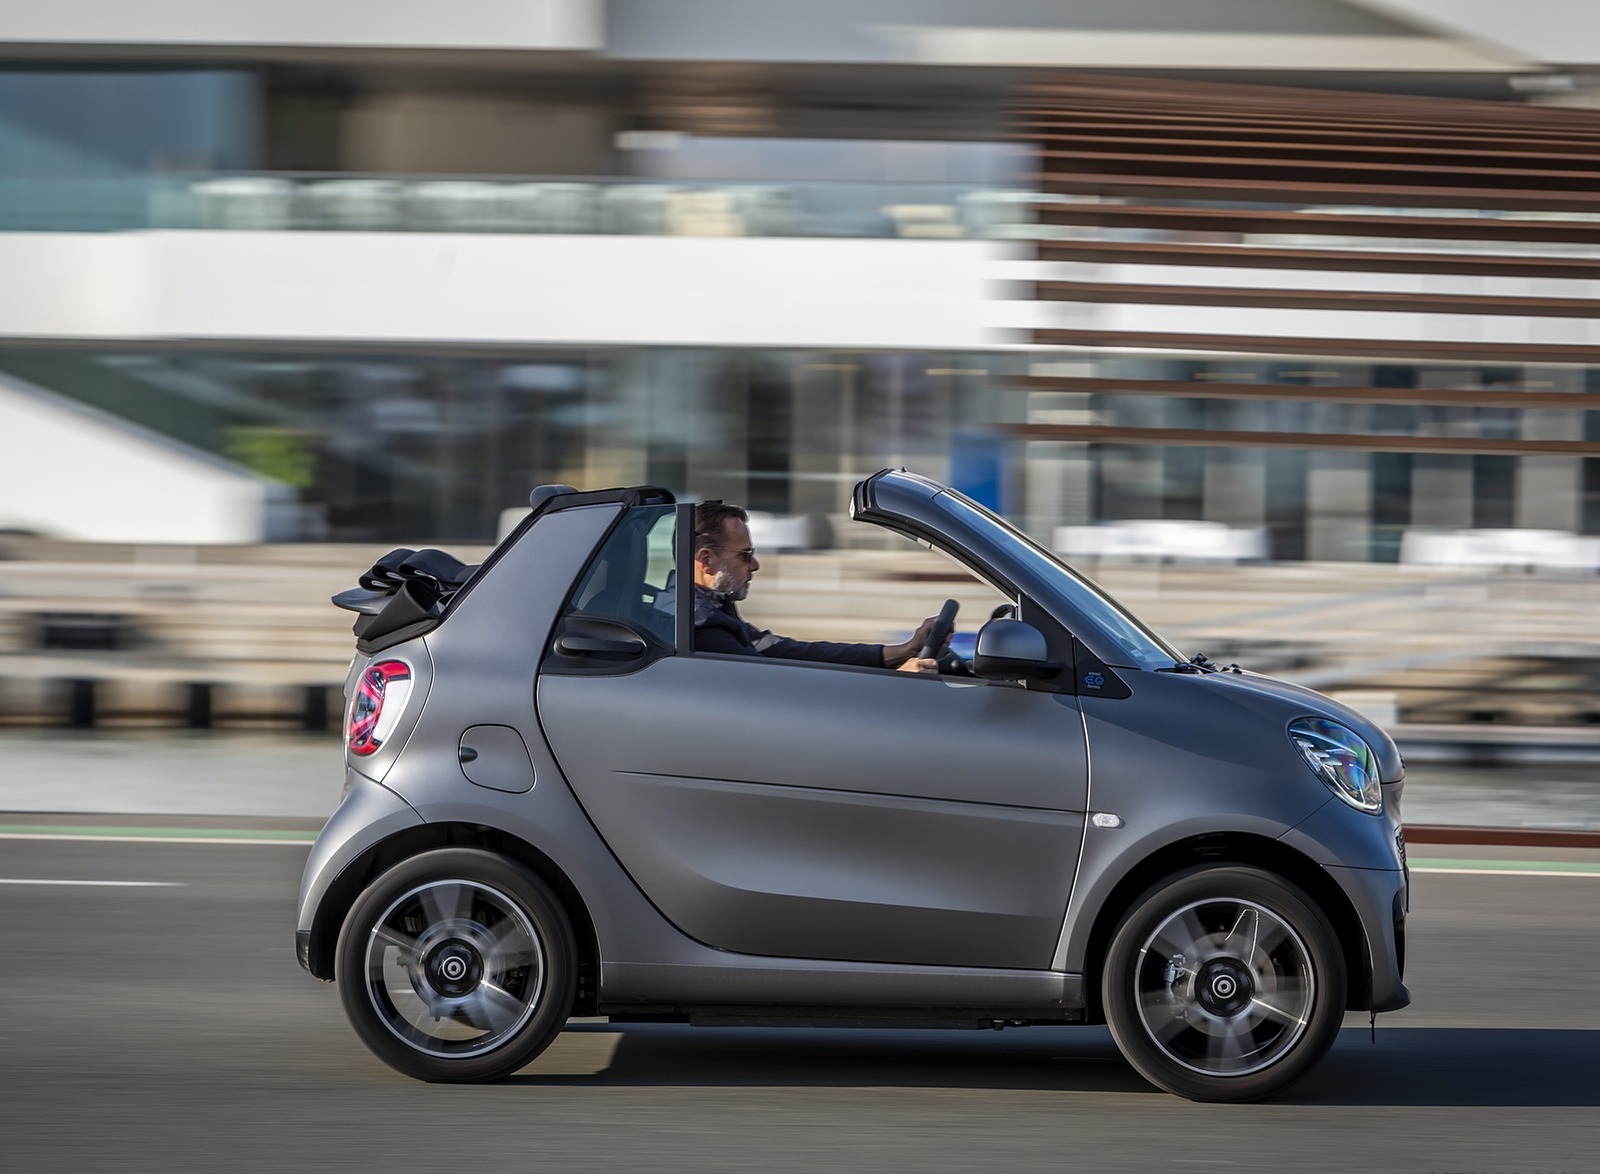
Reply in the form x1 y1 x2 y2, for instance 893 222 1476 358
1102 865 1346 1102
335 848 577 1082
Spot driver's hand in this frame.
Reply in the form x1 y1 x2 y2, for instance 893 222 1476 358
896 656 940 675
883 615 947 669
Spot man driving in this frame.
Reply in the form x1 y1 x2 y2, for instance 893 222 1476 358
691 501 942 673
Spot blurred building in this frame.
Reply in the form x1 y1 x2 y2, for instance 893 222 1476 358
2 1 1599 556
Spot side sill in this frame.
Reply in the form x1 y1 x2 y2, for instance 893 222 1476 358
601 1009 1088 1027
599 960 1084 1012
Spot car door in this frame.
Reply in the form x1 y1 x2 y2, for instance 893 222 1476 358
538 502 1088 971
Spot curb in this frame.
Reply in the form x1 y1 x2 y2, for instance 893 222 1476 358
1405 824 1600 849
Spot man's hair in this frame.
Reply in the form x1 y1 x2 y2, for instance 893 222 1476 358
694 501 749 554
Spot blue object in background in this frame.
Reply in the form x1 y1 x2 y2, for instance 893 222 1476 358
949 431 1004 513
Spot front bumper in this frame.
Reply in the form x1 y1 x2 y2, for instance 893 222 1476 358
1326 861 1410 1012
1279 795 1410 1012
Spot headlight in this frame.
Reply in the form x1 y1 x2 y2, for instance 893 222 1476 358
1289 718 1382 814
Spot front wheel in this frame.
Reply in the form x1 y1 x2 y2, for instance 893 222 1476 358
335 848 577 1082
1102 865 1346 1102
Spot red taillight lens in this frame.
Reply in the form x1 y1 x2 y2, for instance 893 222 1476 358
348 660 413 757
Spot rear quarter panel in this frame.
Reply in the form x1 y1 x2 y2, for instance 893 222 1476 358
372 503 724 965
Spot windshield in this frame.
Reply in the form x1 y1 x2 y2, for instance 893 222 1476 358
934 490 1185 670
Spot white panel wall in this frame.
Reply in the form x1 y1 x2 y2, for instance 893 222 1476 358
0 232 1015 350
4 231 1592 351
0 0 603 50
1346 0 1600 67
881 28 1516 71
0 375 291 543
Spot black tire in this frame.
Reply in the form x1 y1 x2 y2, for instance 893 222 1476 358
335 848 577 1082
1101 865 1346 1103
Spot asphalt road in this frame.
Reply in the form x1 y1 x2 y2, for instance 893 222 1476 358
2 832 1598 1174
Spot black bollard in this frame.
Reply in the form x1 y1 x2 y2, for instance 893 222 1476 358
186 683 213 729
302 684 330 732
66 678 96 728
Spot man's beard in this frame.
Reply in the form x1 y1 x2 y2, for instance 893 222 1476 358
711 568 749 601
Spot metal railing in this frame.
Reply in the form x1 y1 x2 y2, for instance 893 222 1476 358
0 172 1042 239
7 172 1600 263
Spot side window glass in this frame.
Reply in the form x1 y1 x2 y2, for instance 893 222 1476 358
566 504 678 644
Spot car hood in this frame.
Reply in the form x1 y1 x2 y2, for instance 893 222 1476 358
1192 668 1405 783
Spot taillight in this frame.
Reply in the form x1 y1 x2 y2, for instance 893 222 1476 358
348 660 413 757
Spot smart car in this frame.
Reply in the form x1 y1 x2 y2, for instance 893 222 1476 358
296 469 1409 1102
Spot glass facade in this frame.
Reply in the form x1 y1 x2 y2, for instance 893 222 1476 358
3 345 1595 558
0 347 1003 545
0 69 259 230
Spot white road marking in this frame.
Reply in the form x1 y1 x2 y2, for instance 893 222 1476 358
1411 867 1600 878
0 833 311 846
0 878 183 887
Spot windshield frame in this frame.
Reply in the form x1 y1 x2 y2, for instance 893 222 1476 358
930 488 1185 671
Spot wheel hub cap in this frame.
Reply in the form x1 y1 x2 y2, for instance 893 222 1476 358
424 941 484 997
1196 959 1253 1017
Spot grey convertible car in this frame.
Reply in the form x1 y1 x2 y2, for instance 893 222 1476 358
297 469 1409 1102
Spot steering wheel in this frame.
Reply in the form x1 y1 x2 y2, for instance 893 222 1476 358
916 598 975 675
920 598 959 660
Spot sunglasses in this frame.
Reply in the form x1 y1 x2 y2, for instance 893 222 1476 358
709 545 758 563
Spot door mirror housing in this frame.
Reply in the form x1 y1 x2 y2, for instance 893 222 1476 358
972 618 1060 681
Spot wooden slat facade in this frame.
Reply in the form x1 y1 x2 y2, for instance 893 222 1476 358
1014 76 1600 555
1036 280 1600 319
1002 424 1600 460
1034 204 1600 245
1023 75 1600 381
1031 328 1600 364
1033 172 1597 211
1036 240 1600 282
1007 375 1600 411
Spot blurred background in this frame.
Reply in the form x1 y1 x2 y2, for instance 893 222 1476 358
2 0 1599 823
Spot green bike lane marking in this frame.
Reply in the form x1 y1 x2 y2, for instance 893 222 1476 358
0 824 316 845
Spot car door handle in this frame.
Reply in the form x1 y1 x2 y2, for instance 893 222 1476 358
555 633 646 657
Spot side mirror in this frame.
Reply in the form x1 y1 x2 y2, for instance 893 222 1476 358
972 618 1060 681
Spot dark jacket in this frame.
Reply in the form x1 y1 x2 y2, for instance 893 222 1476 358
691 585 883 666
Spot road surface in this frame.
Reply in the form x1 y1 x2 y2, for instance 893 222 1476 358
1 824 1596 1173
